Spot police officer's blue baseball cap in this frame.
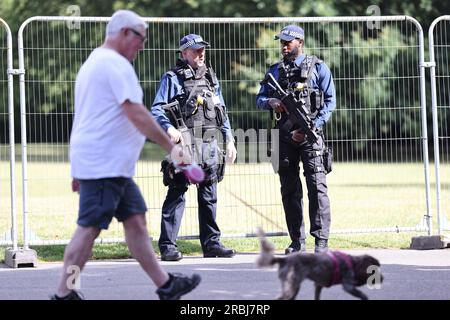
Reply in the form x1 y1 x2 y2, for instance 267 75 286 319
178 34 210 52
274 25 305 41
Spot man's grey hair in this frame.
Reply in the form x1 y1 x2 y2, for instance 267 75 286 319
106 10 147 37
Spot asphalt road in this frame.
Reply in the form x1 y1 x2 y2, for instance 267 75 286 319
1 249 449 300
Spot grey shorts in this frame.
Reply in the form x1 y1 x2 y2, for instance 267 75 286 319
77 178 147 230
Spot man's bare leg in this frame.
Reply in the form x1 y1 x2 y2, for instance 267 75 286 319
56 225 100 297
123 214 169 287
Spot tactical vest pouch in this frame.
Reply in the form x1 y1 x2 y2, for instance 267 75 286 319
215 105 225 127
201 157 225 185
161 159 174 186
309 89 324 114
202 163 223 186
186 101 205 129
161 158 188 187
186 96 199 115
204 102 216 120
202 91 220 120
216 150 226 183
323 146 333 174
198 140 225 185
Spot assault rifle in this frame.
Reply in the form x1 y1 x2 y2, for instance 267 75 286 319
262 73 319 144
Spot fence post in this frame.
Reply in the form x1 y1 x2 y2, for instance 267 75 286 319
2 18 37 268
413 16 433 236
410 16 450 250
0 17 17 251
429 16 450 236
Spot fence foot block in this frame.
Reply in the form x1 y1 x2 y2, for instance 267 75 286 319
410 235 450 250
4 248 38 268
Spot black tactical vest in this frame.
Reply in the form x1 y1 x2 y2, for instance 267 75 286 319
168 61 226 132
277 55 324 119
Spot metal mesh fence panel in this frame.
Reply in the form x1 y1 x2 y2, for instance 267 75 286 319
430 16 450 233
18 16 430 245
18 18 110 245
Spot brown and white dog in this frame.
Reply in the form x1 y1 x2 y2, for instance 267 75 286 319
256 228 383 300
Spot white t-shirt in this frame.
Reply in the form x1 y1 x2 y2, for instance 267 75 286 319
70 48 146 179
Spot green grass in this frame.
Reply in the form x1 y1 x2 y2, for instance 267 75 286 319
1 161 439 240
1 144 449 262
1 232 418 263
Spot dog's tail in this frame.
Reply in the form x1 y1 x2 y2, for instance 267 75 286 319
256 227 282 268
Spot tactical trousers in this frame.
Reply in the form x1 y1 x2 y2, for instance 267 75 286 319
277 134 331 242
158 178 221 252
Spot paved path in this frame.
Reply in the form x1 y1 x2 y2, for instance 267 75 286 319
1 249 449 300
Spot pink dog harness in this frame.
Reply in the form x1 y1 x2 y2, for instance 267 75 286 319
326 251 354 287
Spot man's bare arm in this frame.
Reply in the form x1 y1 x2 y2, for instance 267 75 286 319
122 100 174 154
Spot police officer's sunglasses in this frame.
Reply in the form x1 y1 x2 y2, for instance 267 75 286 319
128 28 147 43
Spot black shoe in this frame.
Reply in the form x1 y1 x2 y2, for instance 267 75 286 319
50 290 84 300
156 273 201 300
285 240 306 255
203 244 236 258
160 246 183 261
314 239 328 253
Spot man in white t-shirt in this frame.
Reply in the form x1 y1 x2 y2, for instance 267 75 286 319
51 10 200 300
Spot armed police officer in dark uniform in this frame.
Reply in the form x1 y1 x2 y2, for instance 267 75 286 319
256 25 336 254
152 34 237 261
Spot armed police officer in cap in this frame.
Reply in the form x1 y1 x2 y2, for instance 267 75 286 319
257 25 336 254
152 34 237 261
